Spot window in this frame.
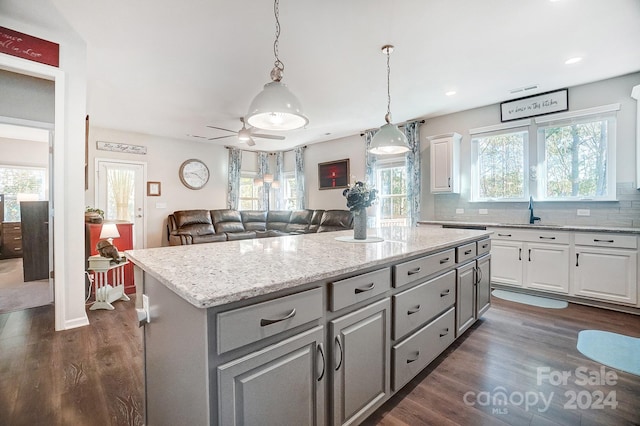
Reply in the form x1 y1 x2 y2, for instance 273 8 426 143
471 130 528 201
238 173 260 210
375 159 408 226
537 114 616 200
0 165 47 221
283 171 298 210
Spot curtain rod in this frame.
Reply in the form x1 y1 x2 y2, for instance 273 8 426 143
224 145 307 153
360 119 425 137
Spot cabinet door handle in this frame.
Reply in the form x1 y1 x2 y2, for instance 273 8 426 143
407 267 421 275
334 336 343 371
481 243 489 249
406 351 420 364
594 239 614 243
448 177 451 188
317 343 325 382
464 249 472 255
259 308 296 327
539 236 556 240
439 257 450 264
498 233 512 237
13 237 21 240
576 253 580 267
354 283 375 294
474 266 483 285
518 248 522 261
528 249 532 262
440 289 450 297
440 328 450 338
407 305 421 315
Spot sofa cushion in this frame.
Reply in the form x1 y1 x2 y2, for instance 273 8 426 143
285 210 313 233
241 211 268 231
192 233 227 244
255 230 290 238
226 231 256 241
212 209 245 233
174 210 213 228
317 210 354 232
308 209 325 233
267 210 292 231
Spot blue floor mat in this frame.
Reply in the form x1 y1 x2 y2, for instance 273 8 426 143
577 330 640 376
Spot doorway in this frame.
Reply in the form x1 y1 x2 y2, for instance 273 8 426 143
0 122 54 313
95 159 146 249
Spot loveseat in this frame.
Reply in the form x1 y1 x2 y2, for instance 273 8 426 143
167 209 353 245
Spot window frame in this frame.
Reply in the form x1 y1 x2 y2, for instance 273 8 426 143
238 172 260 211
374 156 409 227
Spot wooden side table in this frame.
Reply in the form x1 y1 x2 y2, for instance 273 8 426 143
87 254 131 310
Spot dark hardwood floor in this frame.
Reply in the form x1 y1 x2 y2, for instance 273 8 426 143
0 294 638 425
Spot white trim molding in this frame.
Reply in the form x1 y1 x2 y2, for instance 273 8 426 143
534 103 621 124
469 119 531 135
631 85 640 190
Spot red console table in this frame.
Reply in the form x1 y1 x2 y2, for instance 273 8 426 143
85 222 135 295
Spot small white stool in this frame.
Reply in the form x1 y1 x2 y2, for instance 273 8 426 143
87 254 131 310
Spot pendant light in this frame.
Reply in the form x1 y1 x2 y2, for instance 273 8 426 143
246 0 308 131
369 45 410 155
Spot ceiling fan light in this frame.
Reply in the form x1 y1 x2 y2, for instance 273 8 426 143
369 123 410 155
238 128 251 141
246 81 308 131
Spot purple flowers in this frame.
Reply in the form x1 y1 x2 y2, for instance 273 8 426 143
342 181 377 211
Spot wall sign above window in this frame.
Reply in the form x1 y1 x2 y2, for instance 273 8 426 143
96 141 147 155
500 88 568 122
0 26 59 67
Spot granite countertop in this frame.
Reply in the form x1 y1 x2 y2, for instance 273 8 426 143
125 226 491 309
418 221 640 234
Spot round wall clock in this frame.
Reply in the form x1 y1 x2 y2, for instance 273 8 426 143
179 159 210 190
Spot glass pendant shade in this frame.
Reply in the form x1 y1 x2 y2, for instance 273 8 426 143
369 123 410 155
246 81 308 131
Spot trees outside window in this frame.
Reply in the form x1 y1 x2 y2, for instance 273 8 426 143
239 174 259 210
0 166 46 221
375 161 408 226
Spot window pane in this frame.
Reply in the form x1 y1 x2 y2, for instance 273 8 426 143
0 166 46 222
474 131 525 200
375 164 407 226
542 120 608 198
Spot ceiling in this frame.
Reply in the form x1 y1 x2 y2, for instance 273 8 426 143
48 0 640 152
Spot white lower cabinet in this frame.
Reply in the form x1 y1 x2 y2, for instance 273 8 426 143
526 242 569 293
573 233 638 305
217 326 326 426
330 298 391 426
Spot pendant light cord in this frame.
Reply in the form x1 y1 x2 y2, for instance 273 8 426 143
271 0 285 81
384 47 392 124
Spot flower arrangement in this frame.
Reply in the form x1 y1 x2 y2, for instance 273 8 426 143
342 181 377 211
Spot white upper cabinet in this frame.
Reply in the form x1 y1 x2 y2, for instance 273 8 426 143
429 133 461 193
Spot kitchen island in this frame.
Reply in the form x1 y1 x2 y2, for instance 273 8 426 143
126 225 492 426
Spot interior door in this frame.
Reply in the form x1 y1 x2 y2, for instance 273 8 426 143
96 160 146 249
20 201 49 281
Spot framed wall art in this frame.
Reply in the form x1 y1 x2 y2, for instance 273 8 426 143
318 159 350 190
147 181 161 196
500 88 569 122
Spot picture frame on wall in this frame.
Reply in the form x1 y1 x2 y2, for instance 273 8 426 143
500 88 569 122
147 181 161 196
318 159 350 190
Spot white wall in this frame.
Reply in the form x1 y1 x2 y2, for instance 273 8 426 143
0 137 49 166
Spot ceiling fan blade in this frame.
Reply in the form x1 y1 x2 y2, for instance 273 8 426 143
208 135 234 140
246 137 256 147
206 125 236 133
188 134 208 139
252 134 285 140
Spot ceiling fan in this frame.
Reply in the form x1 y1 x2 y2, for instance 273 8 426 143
202 117 285 146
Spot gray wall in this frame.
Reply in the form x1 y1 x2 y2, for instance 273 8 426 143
0 69 55 123
419 72 640 228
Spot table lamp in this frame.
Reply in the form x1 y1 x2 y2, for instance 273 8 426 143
99 223 120 249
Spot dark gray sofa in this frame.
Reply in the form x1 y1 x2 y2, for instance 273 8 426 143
167 209 353 245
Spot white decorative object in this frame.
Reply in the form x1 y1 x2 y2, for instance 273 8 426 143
87 254 130 310
96 140 147 155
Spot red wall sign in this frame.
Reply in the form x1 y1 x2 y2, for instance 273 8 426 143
0 26 59 67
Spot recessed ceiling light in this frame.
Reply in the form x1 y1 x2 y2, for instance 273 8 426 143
445 91 457 96
565 57 582 65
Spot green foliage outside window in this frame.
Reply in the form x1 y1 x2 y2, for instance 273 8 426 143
475 132 525 200
0 166 46 222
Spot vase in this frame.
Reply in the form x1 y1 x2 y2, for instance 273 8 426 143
353 208 367 240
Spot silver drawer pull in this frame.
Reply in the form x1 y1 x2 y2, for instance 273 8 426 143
407 267 421 275
594 239 614 243
481 243 489 249
14 247 21 251
440 289 450 297
539 236 556 240
498 233 512 237
260 308 296 327
464 249 472 255
13 227 20 230
14 237 21 240
406 351 420 364
439 328 450 338
407 305 421 315
439 257 450 264
354 283 375 294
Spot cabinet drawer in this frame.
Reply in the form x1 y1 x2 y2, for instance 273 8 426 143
394 249 454 288
524 230 569 244
574 233 637 249
392 307 455 391
477 238 491 256
393 270 455 340
2 223 21 233
489 229 527 240
456 242 476 264
217 287 323 354
330 267 391 311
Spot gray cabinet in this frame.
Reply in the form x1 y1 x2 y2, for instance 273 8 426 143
476 255 492 317
456 261 476 336
330 298 391 426
218 326 326 426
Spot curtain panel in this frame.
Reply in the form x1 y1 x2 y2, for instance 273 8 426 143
294 146 306 209
274 152 284 210
227 148 242 209
404 121 421 226
258 152 269 210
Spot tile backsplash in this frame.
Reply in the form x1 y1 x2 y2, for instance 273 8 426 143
432 182 640 228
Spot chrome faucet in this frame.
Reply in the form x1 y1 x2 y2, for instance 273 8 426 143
529 196 541 224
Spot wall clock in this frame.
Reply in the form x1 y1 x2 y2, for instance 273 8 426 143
179 159 210 190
